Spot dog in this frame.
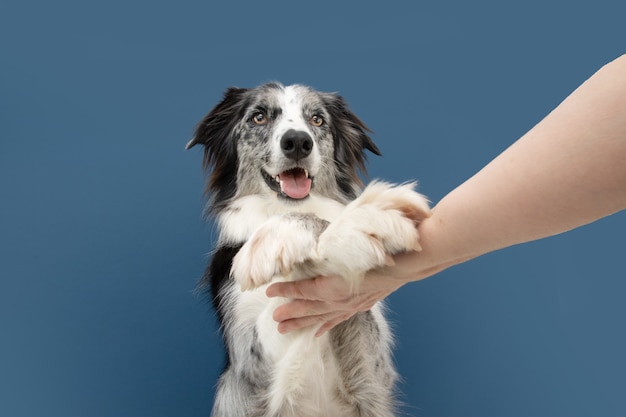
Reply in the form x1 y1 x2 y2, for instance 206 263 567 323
187 82 430 417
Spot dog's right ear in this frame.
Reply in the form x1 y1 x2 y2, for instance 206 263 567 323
186 87 249 200
185 87 249 152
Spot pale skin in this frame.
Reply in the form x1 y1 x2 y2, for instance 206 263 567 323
266 55 626 336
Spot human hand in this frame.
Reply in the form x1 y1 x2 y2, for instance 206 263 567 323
266 258 414 337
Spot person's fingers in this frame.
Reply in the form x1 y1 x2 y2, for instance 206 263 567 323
276 310 356 335
314 313 354 337
272 299 335 322
266 271 405 334
276 313 337 334
266 277 327 300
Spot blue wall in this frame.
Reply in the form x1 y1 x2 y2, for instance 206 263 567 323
1 1 625 416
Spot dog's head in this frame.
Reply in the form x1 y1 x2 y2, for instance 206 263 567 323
187 83 380 212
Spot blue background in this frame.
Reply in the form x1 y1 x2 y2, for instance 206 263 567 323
2 1 625 416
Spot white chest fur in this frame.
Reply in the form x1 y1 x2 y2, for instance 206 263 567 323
217 193 346 245
233 284 380 416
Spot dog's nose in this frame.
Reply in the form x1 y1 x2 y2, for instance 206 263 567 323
280 130 313 161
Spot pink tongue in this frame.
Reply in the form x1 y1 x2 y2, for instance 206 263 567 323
279 170 312 199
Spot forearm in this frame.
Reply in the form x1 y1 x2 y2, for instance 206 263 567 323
401 54 626 282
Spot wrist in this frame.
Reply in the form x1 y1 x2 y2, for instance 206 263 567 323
388 214 467 283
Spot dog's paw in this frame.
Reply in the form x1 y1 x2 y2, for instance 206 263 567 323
231 214 325 291
317 181 430 280
355 181 430 252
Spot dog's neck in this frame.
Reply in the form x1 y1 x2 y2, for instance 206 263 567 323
216 193 346 246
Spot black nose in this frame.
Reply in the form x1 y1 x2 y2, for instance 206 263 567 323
280 130 313 161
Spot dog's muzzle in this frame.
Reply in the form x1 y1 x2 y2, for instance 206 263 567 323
263 130 314 200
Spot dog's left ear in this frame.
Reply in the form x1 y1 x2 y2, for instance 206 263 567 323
323 93 381 173
347 111 381 158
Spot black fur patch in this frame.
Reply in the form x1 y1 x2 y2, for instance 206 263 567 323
187 88 249 213
200 244 243 327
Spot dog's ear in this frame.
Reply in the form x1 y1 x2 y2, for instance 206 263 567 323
186 87 248 152
323 93 381 189
342 108 382 158
187 87 249 200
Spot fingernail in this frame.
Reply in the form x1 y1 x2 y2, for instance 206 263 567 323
272 308 283 322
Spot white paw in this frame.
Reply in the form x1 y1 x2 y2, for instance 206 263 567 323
317 181 430 280
230 214 323 291
355 181 430 253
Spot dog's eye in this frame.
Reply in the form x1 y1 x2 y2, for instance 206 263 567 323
252 112 268 125
309 115 324 127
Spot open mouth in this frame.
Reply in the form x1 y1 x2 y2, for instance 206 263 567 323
263 168 312 200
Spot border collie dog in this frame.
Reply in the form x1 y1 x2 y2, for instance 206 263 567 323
187 83 430 417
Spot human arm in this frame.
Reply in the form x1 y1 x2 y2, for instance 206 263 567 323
267 54 626 335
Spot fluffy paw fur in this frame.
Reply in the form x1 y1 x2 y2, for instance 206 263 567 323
317 181 430 283
231 213 328 290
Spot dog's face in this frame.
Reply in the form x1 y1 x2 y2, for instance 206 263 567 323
187 83 380 212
